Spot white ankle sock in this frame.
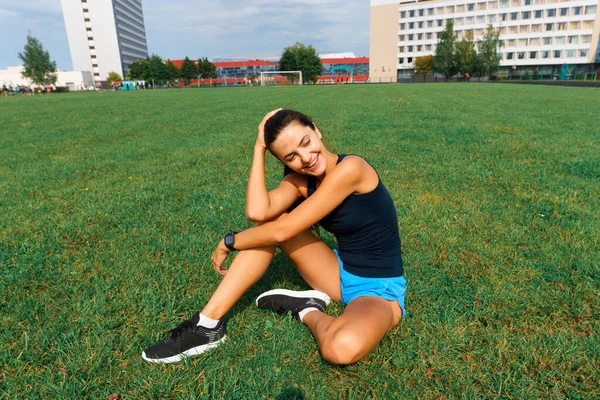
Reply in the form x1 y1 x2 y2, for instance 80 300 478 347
197 313 220 328
298 307 320 323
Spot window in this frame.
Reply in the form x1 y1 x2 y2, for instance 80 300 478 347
419 9 424 16
399 46 405 52
399 35 406 41
94 73 100 77
573 6 582 15
92 63 98 67
426 33 432 39
581 35 591 44
428 8 434 16
400 11 406 18
407 57 413 63
546 9 555 17
524 0 531 4
579 49 588 57
478 3 487 10
557 22 566 31
83 8 88 12
534 10 543 18
518 38 528 46
522 11 530 19
555 36 565 45
559 7 568 16
427 20 433 27
506 52 514 60
91 54 96 58
426 44 432 51
509 26 518 33
519 25 529 33
408 34 414 40
489 1 498 9
511 0 519 6
543 37 552 45
518 52 525 59
86 27 92 31
446 5 454 13
399 57 404 64
553 50 561 58
409 10 415 17
467 16 474 24
566 50 575 58
467 3 474 11
530 38 540 45
417 45 423 51
89 46 95 49
408 46 413 52
508 39 516 47
583 21 593 29
511 12 518 20
400 23 406 30
457 4 465 12
437 19 443 27
436 7 444 14
529 51 537 59
418 21 424 28
488 15 496 23
585 6 596 15
541 51 549 58
499 0 508 7
545 23 553 31
88 36 93 40
84 18 90 22
417 33 423 40
569 21 580 30
531 24 541 32
437 32 442 39
477 15 485 23
409 22 414 29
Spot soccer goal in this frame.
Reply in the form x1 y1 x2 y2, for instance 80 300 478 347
260 71 303 86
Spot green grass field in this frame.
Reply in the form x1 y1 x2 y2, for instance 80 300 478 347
1 84 599 399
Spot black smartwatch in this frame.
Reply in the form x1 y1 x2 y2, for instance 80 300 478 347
224 232 237 251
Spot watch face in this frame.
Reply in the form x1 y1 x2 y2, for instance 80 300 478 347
225 233 234 249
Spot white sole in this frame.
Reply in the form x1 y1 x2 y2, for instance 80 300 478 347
141 335 227 364
255 289 331 307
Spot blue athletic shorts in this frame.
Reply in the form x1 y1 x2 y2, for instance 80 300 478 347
334 249 407 318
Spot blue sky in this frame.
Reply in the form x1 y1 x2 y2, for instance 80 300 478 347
0 0 370 70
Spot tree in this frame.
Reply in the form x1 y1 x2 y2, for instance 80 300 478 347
126 58 150 80
179 56 197 86
279 42 322 84
477 25 501 79
106 71 122 85
456 31 476 75
433 21 458 81
197 57 216 79
414 55 434 82
147 55 169 85
18 34 57 86
165 60 180 83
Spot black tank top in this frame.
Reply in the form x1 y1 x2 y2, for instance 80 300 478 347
308 154 403 278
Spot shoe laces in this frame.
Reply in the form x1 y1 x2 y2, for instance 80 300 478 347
169 319 195 339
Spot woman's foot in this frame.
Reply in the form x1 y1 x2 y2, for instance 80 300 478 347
142 313 226 364
256 289 331 320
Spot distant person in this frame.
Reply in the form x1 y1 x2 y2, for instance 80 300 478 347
142 109 407 365
465 72 470 82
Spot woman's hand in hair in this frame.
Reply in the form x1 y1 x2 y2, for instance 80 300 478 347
256 108 282 149
211 240 231 276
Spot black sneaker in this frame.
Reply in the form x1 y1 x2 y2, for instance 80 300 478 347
256 289 331 320
142 313 226 364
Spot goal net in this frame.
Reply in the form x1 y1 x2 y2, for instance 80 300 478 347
260 71 303 86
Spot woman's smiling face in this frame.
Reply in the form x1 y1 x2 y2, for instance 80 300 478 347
268 122 327 176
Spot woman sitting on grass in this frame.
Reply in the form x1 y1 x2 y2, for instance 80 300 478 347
142 109 407 365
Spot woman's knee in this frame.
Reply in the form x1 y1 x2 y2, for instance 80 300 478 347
320 330 364 365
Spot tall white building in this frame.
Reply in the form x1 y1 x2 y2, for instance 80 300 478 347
370 0 600 80
61 0 149 81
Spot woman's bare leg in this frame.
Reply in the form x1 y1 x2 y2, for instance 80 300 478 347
201 246 276 319
303 297 402 365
